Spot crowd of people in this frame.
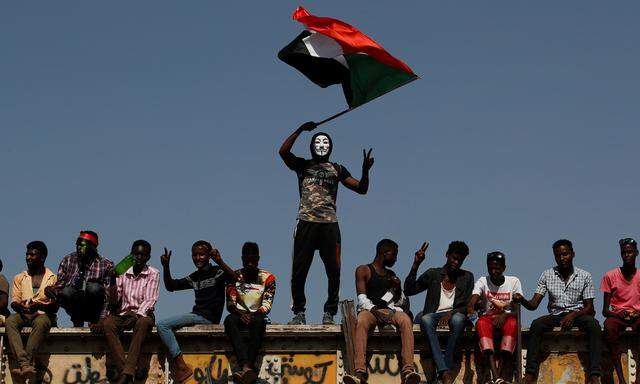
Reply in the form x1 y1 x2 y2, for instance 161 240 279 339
0 123 637 384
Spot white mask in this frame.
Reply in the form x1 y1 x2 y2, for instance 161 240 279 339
313 135 331 157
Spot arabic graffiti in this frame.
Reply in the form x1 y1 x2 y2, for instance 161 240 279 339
367 354 401 377
265 356 334 384
193 355 229 384
62 357 105 384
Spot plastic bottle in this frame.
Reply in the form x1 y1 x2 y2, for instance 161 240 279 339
114 254 134 276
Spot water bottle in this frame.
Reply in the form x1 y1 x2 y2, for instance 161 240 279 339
114 254 134 276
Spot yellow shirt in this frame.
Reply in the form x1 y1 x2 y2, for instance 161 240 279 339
12 268 57 315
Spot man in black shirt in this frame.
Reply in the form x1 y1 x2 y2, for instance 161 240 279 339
280 121 374 325
344 239 420 384
156 241 236 383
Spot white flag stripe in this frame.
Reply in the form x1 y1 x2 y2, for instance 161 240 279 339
302 30 349 68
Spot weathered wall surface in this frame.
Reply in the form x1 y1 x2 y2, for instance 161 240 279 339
0 325 635 383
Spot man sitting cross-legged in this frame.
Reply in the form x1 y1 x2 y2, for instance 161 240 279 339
343 239 421 384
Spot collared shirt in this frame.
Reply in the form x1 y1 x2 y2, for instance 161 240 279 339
227 269 276 314
535 267 595 315
12 268 58 315
55 252 114 319
115 265 160 317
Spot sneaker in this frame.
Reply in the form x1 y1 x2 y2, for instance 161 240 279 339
403 371 420 384
288 312 306 325
343 374 361 384
322 312 334 325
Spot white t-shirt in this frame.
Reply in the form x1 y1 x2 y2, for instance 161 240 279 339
472 275 523 315
436 283 456 313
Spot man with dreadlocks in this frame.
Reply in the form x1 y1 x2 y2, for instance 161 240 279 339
279 121 374 325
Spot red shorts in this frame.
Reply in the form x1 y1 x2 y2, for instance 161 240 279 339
476 314 518 353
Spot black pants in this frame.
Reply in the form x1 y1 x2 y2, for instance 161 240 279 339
58 283 105 326
525 314 602 376
290 220 341 315
223 313 266 367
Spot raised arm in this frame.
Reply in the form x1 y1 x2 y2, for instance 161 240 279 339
211 249 238 283
160 248 179 292
403 242 429 296
341 148 374 194
279 121 316 170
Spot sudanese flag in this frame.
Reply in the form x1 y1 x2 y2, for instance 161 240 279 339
278 6 418 109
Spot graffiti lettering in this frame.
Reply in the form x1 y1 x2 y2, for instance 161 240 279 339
367 354 401 377
265 357 334 384
193 355 228 384
62 357 104 384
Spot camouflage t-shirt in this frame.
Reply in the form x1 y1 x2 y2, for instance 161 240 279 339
291 158 351 223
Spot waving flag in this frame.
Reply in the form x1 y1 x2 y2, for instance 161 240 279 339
278 6 418 109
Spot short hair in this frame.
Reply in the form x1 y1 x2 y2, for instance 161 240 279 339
447 241 469 257
486 251 506 266
192 240 213 252
27 240 48 258
242 242 259 257
131 239 151 254
376 239 398 255
552 239 573 252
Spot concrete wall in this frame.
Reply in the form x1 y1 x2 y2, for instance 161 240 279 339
0 325 636 383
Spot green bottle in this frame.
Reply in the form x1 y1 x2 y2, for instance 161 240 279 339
114 254 134 276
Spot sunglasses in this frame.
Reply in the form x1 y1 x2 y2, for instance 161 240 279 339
619 238 637 246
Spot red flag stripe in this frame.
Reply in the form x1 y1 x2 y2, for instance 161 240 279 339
292 6 415 75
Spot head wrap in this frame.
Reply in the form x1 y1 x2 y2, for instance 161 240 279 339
78 232 99 247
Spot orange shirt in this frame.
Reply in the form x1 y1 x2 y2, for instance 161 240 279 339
12 268 57 315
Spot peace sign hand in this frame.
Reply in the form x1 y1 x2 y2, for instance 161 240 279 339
414 241 429 266
160 248 172 268
362 148 374 171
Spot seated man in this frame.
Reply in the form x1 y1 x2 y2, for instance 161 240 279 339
156 241 236 384
0 259 10 324
45 230 114 327
103 240 159 384
467 251 522 384
404 241 474 384
344 239 420 384
601 238 640 384
514 239 601 384
6 241 58 378
224 242 276 384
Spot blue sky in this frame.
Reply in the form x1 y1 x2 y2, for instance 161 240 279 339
1 2 639 326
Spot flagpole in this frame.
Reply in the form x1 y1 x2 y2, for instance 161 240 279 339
316 108 353 126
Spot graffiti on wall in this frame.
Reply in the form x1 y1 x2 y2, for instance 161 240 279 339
265 355 335 384
62 357 105 384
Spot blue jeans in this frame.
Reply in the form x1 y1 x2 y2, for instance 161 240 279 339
419 311 467 373
156 313 212 358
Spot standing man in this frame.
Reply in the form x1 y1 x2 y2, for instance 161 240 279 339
6 241 58 378
224 242 276 384
279 121 374 325
156 241 236 384
514 239 602 384
601 238 640 384
102 240 159 384
467 251 523 383
45 230 113 327
404 241 474 384
344 239 420 384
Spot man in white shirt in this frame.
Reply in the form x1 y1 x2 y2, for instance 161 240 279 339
468 251 522 384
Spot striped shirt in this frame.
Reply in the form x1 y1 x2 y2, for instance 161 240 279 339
535 267 595 315
55 252 114 319
115 265 160 317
